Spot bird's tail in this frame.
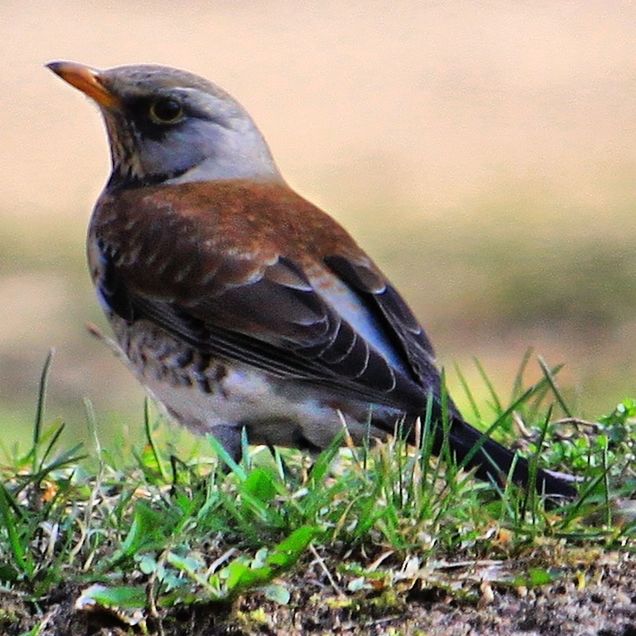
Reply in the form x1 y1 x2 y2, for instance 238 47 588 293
423 414 578 499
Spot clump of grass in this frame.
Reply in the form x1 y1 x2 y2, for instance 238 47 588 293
0 352 633 633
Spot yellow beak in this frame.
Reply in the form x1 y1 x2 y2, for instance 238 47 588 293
47 61 120 110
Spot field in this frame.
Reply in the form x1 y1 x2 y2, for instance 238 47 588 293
1 2 635 634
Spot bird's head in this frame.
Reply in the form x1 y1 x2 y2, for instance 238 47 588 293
47 61 282 189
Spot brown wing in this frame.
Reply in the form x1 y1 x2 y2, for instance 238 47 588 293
90 180 441 410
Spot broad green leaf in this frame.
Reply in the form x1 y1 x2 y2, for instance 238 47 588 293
265 525 318 569
76 584 146 610
241 467 278 503
106 502 169 567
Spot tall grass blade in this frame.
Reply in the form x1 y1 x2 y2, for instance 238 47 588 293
32 349 55 472
473 357 503 415
511 348 533 401
454 363 481 421
144 398 169 482
538 356 573 417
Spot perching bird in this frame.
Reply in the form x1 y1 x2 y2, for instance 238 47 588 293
48 61 575 498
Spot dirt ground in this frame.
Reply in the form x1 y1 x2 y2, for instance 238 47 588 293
1 555 634 636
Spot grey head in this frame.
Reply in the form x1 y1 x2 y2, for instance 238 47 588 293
47 61 282 188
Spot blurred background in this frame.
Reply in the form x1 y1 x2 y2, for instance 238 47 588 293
2 1 635 451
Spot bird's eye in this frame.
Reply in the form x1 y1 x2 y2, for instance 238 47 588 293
148 98 184 124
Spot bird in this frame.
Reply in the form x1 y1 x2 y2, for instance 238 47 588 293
47 60 576 498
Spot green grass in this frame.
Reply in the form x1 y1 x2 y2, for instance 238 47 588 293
0 353 634 634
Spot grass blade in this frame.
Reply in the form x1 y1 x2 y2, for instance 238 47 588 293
511 347 533 401
473 357 503 416
144 398 169 483
0 483 35 577
32 349 55 472
538 356 573 418
454 362 481 421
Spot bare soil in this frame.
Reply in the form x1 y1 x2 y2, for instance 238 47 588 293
1 555 634 636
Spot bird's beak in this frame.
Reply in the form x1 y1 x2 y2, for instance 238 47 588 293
46 61 121 110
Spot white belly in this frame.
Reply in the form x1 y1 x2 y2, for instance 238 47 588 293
109 316 391 452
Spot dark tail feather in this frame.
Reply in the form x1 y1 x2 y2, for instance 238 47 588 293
428 415 578 499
